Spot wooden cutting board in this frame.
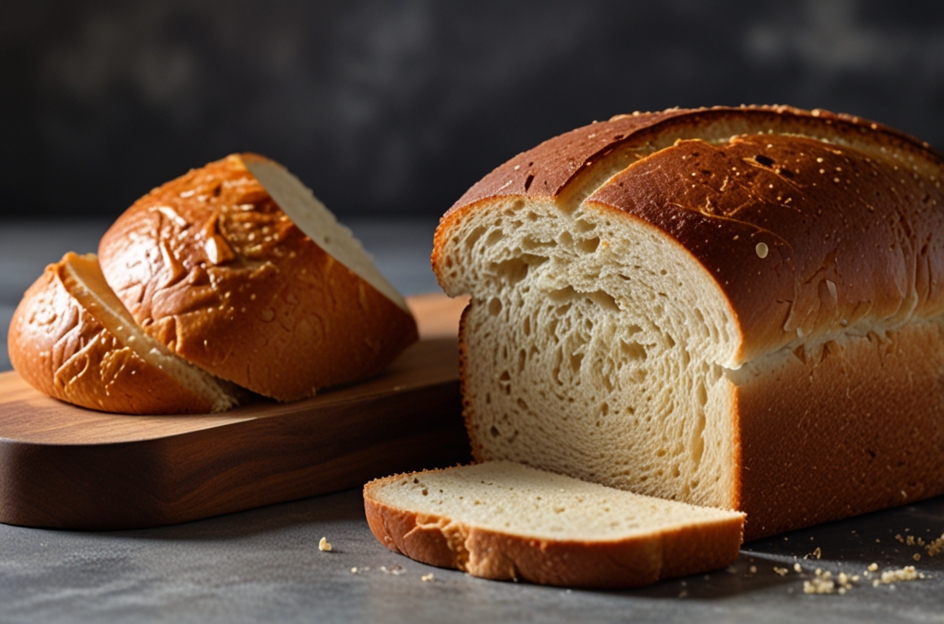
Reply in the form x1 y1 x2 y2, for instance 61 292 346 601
0 294 471 531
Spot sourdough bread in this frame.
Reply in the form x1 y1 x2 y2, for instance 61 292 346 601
8 252 237 414
432 106 944 539
98 154 418 402
364 461 744 588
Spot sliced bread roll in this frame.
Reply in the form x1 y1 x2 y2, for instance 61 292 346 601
8 252 237 414
364 461 745 589
432 106 944 539
98 154 418 402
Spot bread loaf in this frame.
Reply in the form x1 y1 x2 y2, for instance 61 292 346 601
432 106 944 539
8 252 237 414
98 154 417 402
364 461 744 588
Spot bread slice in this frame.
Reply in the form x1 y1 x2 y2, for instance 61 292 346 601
432 106 944 539
364 461 745 589
8 252 237 414
98 154 418 401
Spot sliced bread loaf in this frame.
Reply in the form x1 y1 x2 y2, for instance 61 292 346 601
364 461 745 589
432 106 944 539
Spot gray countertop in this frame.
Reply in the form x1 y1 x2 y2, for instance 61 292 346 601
1 220 942 623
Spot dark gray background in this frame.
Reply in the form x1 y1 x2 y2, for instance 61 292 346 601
3 0 944 221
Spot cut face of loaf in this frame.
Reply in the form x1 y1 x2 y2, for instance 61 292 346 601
98 154 417 402
364 461 744 588
433 106 944 539
8 253 236 414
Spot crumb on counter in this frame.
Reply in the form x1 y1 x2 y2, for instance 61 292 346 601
927 533 944 557
422 573 435 582
803 569 855 595
318 537 333 552
879 566 923 585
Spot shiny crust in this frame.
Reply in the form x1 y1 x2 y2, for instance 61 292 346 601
433 105 944 363
7 257 213 414
98 155 418 401
363 467 744 589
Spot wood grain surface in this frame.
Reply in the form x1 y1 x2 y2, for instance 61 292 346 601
0 294 471 530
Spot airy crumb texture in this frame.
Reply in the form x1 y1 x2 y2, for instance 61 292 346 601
364 461 744 589
318 537 332 552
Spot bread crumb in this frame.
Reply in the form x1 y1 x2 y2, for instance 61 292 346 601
867 563 879 572
422 573 435 582
774 566 789 576
318 537 332 552
794 563 803 573
913 553 921 562
803 568 856 595
351 567 358 574
927 533 944 557
805 547 822 560
879 566 922 584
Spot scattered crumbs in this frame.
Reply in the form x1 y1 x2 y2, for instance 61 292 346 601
803 569 856 595
351 567 358 574
774 567 789 576
913 554 922 562
783 537 789 541
318 537 333 552
749 566 757 574
876 539 881 543
794 563 803 573
927 533 944 557
380 565 406 576
868 563 879 572
422 574 435 582
805 547 822 560
879 566 923 584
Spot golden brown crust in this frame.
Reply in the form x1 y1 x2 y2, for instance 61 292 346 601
363 468 744 589
433 106 944 363
99 154 418 401
7 256 214 414
735 321 944 540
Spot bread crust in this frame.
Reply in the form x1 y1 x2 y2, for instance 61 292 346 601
7 256 214 414
734 321 944 539
99 154 418 401
364 468 744 589
432 106 944 539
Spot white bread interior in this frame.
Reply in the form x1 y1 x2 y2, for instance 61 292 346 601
441 201 741 508
242 154 409 312
369 461 742 541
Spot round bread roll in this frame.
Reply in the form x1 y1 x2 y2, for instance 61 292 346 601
8 252 237 414
98 154 417 401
